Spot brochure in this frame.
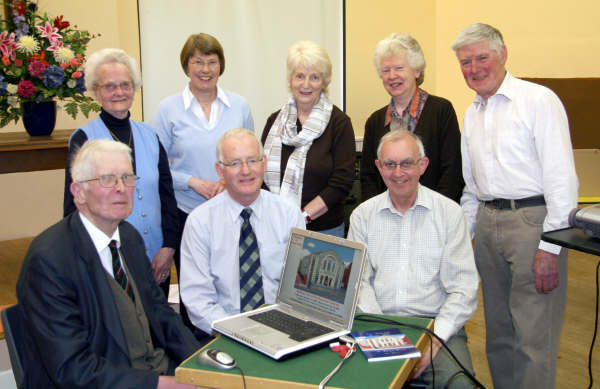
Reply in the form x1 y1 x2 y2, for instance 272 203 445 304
351 328 421 362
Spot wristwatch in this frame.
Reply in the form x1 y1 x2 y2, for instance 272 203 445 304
301 209 312 224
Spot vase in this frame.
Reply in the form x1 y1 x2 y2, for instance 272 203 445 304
22 100 57 136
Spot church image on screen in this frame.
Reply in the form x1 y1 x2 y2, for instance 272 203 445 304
294 250 351 304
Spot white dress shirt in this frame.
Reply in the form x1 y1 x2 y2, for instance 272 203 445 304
460 72 579 254
180 189 305 334
182 84 229 130
79 213 126 276
348 185 479 342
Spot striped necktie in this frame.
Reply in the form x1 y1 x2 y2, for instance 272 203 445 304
239 208 264 312
108 240 135 302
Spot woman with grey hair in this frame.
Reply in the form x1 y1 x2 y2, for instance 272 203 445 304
360 33 464 203
63 48 178 298
262 40 355 237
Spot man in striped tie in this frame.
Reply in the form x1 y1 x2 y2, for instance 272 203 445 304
180 128 305 342
17 139 200 389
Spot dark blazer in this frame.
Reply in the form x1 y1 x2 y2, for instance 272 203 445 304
360 95 465 203
16 212 200 389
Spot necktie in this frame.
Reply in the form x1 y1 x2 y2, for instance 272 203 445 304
239 208 264 312
109 240 135 302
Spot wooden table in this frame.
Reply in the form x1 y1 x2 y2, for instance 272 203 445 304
0 129 73 174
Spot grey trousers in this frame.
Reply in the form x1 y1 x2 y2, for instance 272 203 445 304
418 327 476 389
474 203 567 389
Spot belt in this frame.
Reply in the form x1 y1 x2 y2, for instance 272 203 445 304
483 195 546 210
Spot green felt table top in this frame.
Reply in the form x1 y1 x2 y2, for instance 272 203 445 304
177 315 433 389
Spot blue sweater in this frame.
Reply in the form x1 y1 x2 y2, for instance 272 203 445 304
153 89 254 213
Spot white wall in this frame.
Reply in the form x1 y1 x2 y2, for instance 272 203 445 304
138 0 344 137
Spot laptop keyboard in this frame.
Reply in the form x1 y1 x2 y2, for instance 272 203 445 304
249 309 333 342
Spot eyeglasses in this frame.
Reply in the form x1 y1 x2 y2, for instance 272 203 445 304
190 59 219 69
98 81 134 93
81 174 139 188
219 157 263 170
381 158 422 171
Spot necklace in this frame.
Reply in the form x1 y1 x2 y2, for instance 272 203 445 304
107 127 132 147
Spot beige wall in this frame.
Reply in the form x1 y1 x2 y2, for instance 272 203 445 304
1 0 141 240
3 0 600 239
346 0 600 135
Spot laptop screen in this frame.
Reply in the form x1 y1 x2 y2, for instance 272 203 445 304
277 229 365 325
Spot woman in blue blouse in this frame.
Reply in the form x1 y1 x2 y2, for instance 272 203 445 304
153 33 253 332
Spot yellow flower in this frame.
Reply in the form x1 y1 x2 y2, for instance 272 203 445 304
6 84 18 94
17 36 40 55
53 47 75 64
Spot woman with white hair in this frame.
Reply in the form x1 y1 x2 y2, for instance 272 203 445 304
63 48 178 298
360 33 464 203
262 40 355 238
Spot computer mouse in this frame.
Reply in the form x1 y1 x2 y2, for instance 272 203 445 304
197 348 236 370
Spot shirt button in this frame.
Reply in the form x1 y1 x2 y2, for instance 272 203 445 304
138 194 143 200
144 229 148 234
141 212 147 217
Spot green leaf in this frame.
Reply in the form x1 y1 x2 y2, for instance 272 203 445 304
64 101 78 119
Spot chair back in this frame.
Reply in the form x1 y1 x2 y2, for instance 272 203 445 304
1 305 25 389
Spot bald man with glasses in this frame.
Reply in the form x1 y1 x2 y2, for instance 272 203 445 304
349 130 479 389
179 128 305 342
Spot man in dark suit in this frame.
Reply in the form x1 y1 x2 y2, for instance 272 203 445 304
17 139 200 389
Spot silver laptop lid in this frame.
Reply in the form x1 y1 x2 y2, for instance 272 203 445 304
275 228 366 330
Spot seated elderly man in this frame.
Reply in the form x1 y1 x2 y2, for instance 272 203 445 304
17 139 199 389
180 128 305 339
348 130 479 389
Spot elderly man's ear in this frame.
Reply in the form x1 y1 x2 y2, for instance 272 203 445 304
70 181 86 206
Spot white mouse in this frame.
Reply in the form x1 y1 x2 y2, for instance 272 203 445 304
197 348 236 370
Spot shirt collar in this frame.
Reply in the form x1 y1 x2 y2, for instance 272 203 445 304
224 190 264 223
182 85 231 110
473 71 513 109
385 87 422 126
78 213 121 252
376 184 432 216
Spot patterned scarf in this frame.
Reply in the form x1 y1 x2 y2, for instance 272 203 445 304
386 87 429 133
263 92 333 206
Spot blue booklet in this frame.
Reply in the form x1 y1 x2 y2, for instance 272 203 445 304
351 328 421 362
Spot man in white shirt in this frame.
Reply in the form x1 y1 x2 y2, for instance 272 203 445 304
349 130 479 389
180 128 305 338
452 23 578 389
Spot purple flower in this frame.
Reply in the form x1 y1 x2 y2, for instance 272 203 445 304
17 79 36 99
0 75 7 96
28 60 47 78
43 65 65 88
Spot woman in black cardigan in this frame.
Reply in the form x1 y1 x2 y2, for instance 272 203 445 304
360 33 464 203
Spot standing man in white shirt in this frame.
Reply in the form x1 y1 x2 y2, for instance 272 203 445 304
452 23 578 389
349 130 479 389
180 128 305 341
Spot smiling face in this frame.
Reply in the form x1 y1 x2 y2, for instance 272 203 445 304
186 52 220 95
94 62 134 119
456 40 507 101
71 152 134 236
290 65 324 111
379 54 420 106
216 133 266 206
376 136 429 212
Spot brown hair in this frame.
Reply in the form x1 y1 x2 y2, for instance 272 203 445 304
180 33 225 75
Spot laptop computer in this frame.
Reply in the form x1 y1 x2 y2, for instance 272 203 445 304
212 227 367 360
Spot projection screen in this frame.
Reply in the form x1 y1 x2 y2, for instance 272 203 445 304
138 0 344 138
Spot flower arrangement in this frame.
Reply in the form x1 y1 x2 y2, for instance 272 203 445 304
0 0 100 127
